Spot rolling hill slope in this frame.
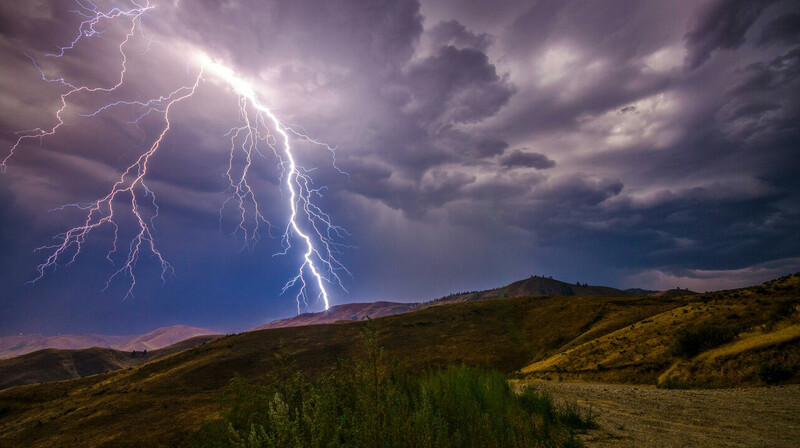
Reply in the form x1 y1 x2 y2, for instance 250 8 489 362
0 293 682 447
522 274 800 386
255 301 419 330
112 326 218 352
0 335 221 391
0 334 129 360
256 276 635 329
428 275 635 306
0 325 217 359
0 274 796 447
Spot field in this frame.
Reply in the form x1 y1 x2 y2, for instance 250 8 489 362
527 382 800 447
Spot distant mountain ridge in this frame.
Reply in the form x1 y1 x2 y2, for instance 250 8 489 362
2 274 796 447
429 276 636 306
0 334 220 390
255 301 419 330
0 325 216 359
256 275 638 330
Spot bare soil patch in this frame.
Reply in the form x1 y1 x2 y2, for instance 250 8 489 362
526 382 800 448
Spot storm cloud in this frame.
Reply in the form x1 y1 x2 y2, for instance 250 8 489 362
0 0 798 335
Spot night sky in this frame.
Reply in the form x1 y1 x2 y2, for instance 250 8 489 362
1 0 799 336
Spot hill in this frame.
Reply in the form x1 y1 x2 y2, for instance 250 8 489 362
522 275 799 387
648 288 698 298
0 334 128 360
0 274 797 447
0 335 221 391
0 325 217 359
255 301 419 330
258 276 635 329
112 325 218 352
0 294 681 447
429 275 635 306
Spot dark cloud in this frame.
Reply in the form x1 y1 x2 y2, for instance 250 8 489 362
172 0 423 72
499 149 555 169
503 0 565 55
718 47 800 142
405 45 513 127
733 47 800 93
428 20 492 51
685 0 777 69
533 175 624 210
758 13 800 45
1 0 799 335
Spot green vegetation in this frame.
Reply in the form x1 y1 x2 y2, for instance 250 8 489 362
2 274 798 447
757 362 795 385
656 377 706 390
192 323 593 448
669 323 738 358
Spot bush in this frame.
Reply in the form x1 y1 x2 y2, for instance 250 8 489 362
557 401 597 431
192 321 591 448
657 377 704 390
757 362 794 385
519 388 556 423
669 324 737 358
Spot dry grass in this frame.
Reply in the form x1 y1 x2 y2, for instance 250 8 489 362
523 274 800 387
0 273 797 447
0 295 677 447
0 335 220 390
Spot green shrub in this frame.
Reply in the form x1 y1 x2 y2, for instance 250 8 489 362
191 321 592 448
657 377 705 389
757 362 794 384
519 388 556 423
768 301 796 322
557 401 597 431
669 324 737 358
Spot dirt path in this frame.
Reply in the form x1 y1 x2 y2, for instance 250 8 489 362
525 382 800 448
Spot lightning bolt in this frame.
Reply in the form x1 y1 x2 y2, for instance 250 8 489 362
1 0 152 170
3 0 349 311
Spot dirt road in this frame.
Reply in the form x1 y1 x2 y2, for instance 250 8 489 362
526 382 800 448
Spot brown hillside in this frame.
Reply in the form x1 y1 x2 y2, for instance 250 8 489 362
0 325 217 359
504 276 635 298
0 335 221 391
0 294 681 448
430 276 634 306
648 288 698 298
1 275 797 447
0 334 129 360
256 276 635 330
522 274 800 386
256 301 419 330
112 325 218 352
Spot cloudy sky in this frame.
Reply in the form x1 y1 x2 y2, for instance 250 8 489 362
1 0 799 335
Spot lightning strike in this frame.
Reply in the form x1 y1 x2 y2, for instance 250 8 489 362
3 0 349 311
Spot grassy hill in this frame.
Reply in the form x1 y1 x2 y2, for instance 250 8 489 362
0 335 221 391
0 274 797 447
112 326 219 352
255 301 419 329
522 274 800 387
0 334 129 360
254 276 634 330
0 325 217 359
0 295 679 447
429 275 634 306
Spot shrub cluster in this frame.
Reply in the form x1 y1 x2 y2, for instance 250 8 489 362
192 322 593 448
669 323 737 358
757 362 795 384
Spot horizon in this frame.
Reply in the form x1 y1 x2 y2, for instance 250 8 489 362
3 272 793 338
1 0 799 336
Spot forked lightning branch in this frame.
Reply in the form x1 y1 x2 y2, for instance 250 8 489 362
2 0 349 312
